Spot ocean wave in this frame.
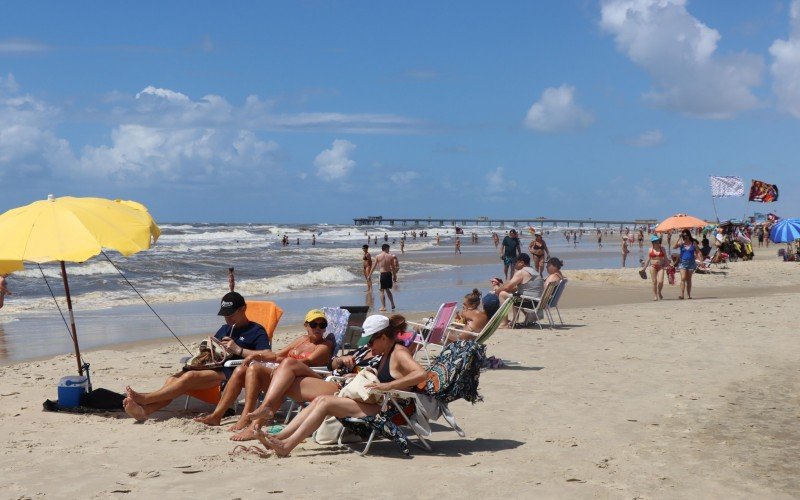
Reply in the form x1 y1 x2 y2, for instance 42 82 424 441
158 229 268 246
14 261 118 279
237 266 360 295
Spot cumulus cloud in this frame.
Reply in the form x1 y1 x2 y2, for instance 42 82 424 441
79 87 279 182
314 139 356 181
770 0 800 117
600 0 764 119
0 77 76 178
524 85 594 133
389 171 420 184
625 129 665 147
486 167 515 194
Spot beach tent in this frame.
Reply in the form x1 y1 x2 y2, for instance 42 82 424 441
0 195 160 375
654 214 707 233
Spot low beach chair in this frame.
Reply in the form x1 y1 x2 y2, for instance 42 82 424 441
408 302 458 365
338 340 486 456
183 301 283 410
510 281 558 330
338 305 369 355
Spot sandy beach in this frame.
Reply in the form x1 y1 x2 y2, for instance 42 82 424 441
1 255 799 498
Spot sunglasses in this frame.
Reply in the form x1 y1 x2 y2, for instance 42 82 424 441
308 320 328 329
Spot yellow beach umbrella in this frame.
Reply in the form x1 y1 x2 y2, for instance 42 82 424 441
0 194 160 374
0 260 24 275
654 213 707 233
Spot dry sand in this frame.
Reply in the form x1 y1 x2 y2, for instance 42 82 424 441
1 256 799 499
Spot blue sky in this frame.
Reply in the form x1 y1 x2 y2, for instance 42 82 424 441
0 0 798 223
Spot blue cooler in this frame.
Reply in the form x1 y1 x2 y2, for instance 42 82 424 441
58 376 88 407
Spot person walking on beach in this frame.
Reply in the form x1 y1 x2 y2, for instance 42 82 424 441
621 236 630 267
455 237 462 255
368 244 397 311
572 232 578 247
637 230 644 249
492 232 499 248
435 233 440 246
528 233 550 277
0 274 11 309
500 229 521 279
400 239 405 254
674 230 702 299
123 292 271 422
641 235 671 300
597 230 603 248
362 245 373 290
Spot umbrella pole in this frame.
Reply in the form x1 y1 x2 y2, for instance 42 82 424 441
60 261 84 376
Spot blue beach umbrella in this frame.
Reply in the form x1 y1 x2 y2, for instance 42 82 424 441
769 218 800 243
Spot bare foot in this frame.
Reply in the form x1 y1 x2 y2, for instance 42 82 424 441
228 418 251 432
230 428 258 441
123 397 148 422
379 307 387 312
246 407 274 422
125 386 145 405
194 414 222 426
256 431 290 457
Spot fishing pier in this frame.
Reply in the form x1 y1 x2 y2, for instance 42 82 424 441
353 216 658 229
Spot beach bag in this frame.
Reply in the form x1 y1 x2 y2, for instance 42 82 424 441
183 336 230 371
313 415 362 445
666 267 676 285
337 367 381 404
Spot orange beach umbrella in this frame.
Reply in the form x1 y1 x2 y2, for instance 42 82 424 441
654 214 707 233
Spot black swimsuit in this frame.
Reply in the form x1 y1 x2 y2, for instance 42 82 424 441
377 343 397 383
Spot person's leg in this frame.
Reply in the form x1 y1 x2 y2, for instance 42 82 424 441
651 272 658 300
247 359 320 421
656 270 665 299
127 370 224 406
260 395 378 457
386 289 396 310
679 269 688 298
195 365 247 425
378 289 387 311
229 364 273 438
686 271 693 298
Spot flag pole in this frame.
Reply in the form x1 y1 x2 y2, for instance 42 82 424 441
711 195 720 223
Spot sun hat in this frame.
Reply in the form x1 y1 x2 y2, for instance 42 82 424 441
650 234 661 242
304 309 326 323
217 291 245 316
361 314 390 337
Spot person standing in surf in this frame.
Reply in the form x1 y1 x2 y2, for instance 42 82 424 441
368 244 398 311
362 244 373 291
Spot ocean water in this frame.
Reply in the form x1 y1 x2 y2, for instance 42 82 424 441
0 223 649 363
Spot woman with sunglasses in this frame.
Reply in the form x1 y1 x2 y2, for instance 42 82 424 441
196 309 334 435
641 235 671 301
241 314 408 436
252 314 427 457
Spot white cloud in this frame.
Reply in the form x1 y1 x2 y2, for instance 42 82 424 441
524 85 594 133
770 0 800 117
625 129 665 147
0 38 50 54
600 0 763 119
314 139 356 181
0 77 76 178
389 171 420 184
486 167 515 194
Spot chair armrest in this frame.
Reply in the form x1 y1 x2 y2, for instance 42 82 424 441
224 359 243 368
374 389 418 400
310 367 332 377
407 320 431 329
446 327 478 338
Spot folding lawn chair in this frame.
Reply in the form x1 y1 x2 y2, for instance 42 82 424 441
408 302 457 365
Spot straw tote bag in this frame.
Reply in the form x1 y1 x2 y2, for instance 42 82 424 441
337 367 382 404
